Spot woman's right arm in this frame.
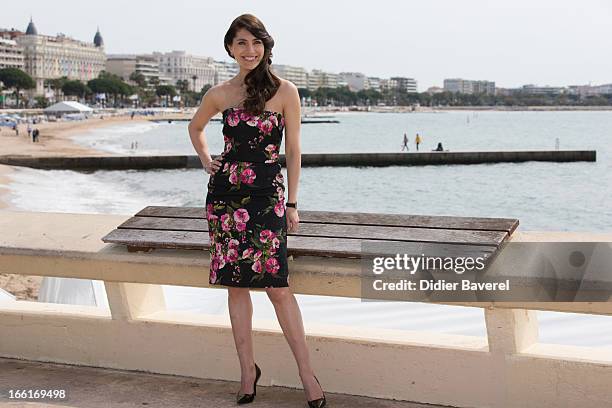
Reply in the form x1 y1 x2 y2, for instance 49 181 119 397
188 88 222 175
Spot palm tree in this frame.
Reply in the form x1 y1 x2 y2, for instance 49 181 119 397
191 75 198 92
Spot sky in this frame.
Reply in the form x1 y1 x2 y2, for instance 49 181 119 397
3 0 612 91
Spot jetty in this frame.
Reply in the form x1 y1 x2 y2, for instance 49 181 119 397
0 150 596 170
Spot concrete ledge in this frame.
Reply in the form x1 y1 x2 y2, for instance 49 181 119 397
2 210 612 407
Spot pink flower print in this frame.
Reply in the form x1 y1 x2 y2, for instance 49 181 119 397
236 222 247 232
252 260 263 274
223 162 229 172
217 255 226 270
265 144 276 153
233 208 250 223
254 250 263 261
224 141 232 154
245 114 258 126
215 243 222 254
259 229 275 243
226 248 239 263
209 268 217 283
221 214 232 231
240 111 253 122
269 114 278 127
240 168 256 184
229 163 238 173
274 201 285 217
280 117 285 128
275 173 284 183
227 112 240 126
229 172 239 185
206 204 217 221
212 253 225 271
228 239 240 250
265 257 280 274
271 237 280 249
242 248 254 259
258 119 273 135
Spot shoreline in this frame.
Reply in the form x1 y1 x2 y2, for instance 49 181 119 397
0 115 153 301
0 115 152 210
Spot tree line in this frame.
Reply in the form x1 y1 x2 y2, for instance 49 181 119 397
1 67 611 108
297 87 612 107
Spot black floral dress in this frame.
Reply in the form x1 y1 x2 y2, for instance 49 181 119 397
205 106 289 288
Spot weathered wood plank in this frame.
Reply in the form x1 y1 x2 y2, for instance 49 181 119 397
118 216 508 246
135 206 519 234
102 228 498 259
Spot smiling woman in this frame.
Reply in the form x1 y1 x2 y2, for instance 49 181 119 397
223 14 281 116
187 13 325 407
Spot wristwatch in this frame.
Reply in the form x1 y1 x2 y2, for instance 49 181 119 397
286 202 297 209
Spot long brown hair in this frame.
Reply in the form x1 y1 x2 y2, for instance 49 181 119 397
224 14 281 115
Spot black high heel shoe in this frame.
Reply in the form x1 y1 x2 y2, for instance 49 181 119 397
307 375 326 408
236 363 261 405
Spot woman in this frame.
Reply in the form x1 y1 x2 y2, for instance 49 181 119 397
188 14 326 407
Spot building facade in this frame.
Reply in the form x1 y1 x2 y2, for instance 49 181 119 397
444 78 495 95
390 77 418 93
339 72 368 91
106 54 164 88
153 50 216 91
521 84 565 95
213 60 239 85
271 64 308 89
15 19 106 95
366 77 381 92
0 37 24 70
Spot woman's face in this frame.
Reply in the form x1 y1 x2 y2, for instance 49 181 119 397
228 28 265 70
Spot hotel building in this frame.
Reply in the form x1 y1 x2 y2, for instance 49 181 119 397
14 19 106 95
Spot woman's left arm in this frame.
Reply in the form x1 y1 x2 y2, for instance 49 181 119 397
283 81 302 233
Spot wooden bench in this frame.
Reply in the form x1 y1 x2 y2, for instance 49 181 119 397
101 206 518 263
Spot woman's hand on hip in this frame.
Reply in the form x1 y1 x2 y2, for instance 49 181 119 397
204 158 222 175
287 207 299 233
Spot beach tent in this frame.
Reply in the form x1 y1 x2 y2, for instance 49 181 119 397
44 101 93 116
0 287 16 302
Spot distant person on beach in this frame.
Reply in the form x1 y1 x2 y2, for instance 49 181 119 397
13 124 18 136
27 124 32 139
33 128 40 142
401 133 409 151
434 142 444 151
415 133 422 151
131 111 135 119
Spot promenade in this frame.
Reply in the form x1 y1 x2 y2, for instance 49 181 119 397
0 357 445 407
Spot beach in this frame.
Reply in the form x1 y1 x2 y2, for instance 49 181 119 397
0 114 152 300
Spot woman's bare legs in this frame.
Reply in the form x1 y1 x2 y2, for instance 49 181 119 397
227 287 257 394
266 287 324 401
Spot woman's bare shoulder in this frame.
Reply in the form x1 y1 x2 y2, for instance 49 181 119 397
205 81 237 107
277 79 299 103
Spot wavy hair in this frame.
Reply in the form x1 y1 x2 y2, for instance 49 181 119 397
224 14 281 115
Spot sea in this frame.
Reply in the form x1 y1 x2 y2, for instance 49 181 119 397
4 110 612 348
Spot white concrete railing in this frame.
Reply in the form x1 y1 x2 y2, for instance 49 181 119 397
0 210 611 408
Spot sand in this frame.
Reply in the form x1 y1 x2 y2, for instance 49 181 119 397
0 113 161 301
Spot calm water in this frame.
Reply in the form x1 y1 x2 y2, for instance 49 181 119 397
5 110 612 348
